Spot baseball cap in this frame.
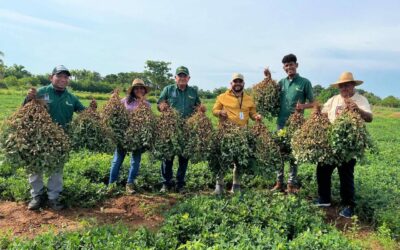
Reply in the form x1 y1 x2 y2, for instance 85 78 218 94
176 66 190 76
52 65 71 76
231 73 244 82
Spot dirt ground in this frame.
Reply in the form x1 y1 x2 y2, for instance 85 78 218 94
0 194 177 239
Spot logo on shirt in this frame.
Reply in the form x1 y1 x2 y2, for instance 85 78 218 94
335 105 344 116
66 101 73 106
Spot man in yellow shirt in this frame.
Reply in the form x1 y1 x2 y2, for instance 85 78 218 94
212 73 261 194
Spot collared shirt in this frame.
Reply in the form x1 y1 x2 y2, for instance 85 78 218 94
35 84 85 128
277 73 314 127
322 92 372 123
212 90 257 127
121 97 151 111
157 84 201 118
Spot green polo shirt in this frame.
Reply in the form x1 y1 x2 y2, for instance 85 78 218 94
36 84 85 128
157 84 201 118
277 74 314 127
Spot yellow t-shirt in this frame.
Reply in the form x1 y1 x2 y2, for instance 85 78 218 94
322 93 372 123
212 90 258 127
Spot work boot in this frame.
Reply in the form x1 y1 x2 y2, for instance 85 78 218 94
48 199 64 211
212 184 224 196
28 196 43 211
229 184 241 194
339 206 354 218
270 182 285 192
159 184 168 193
176 186 185 194
126 183 136 195
286 183 299 194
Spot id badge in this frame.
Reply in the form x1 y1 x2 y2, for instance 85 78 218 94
239 112 244 120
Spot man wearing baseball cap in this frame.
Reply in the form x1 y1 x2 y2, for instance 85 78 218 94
157 65 202 193
24 65 96 211
212 73 262 194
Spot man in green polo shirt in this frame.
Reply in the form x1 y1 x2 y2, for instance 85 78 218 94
272 54 314 193
25 65 95 210
157 66 201 193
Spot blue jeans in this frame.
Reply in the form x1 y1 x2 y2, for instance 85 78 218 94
109 148 142 184
161 155 188 188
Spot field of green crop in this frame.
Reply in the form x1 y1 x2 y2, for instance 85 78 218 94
0 89 399 249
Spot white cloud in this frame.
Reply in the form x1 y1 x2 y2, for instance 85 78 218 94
0 8 89 32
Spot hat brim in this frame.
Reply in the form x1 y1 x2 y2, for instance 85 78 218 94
176 71 189 76
127 85 150 95
330 80 363 88
54 70 71 76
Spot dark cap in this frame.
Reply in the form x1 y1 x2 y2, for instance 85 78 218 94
52 65 71 76
175 66 190 76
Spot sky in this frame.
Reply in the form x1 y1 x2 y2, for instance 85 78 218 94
1 0 400 98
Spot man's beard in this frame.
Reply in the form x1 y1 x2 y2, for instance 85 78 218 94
232 85 243 93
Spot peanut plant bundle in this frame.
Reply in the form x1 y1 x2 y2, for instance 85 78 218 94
329 105 376 163
250 122 282 176
101 90 129 147
0 99 70 174
209 119 252 176
69 106 114 153
252 68 280 120
125 100 156 153
182 108 213 163
275 109 305 160
291 105 336 165
152 106 184 161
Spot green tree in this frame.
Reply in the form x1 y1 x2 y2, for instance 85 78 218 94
144 60 174 90
381 96 400 108
316 86 339 103
312 84 324 99
4 64 31 79
0 51 4 79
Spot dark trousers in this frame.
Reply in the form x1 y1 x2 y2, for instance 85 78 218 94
317 159 356 207
161 155 189 188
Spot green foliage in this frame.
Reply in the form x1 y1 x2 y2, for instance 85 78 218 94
291 105 336 165
252 69 280 119
152 106 184 161
69 107 114 153
101 91 130 147
1 100 70 174
250 122 281 176
144 60 174 90
183 109 213 163
125 101 156 153
329 108 376 163
209 120 252 177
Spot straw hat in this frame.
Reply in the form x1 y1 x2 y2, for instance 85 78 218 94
127 78 150 95
330 72 363 88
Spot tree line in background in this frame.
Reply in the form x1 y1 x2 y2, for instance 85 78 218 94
0 51 399 107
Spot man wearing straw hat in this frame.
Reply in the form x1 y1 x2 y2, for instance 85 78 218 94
314 72 373 218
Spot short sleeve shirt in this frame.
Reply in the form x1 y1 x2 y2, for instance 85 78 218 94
277 74 314 127
322 93 372 123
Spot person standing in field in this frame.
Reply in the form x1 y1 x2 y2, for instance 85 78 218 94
24 65 96 211
108 78 151 195
315 72 373 218
271 54 314 194
212 73 262 195
157 66 202 193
